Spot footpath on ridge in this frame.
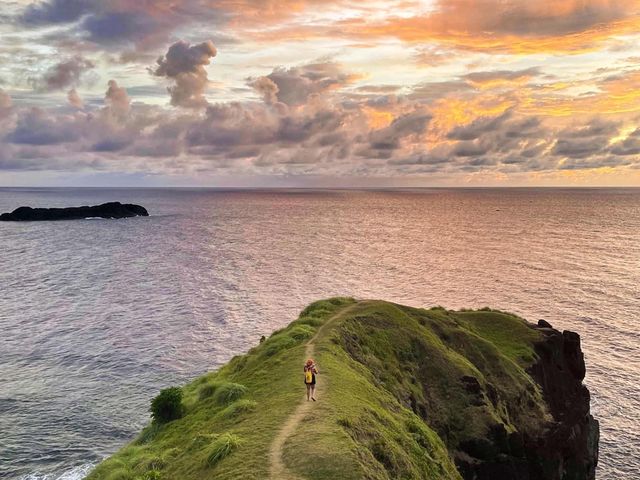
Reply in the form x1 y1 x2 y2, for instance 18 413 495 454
268 304 356 480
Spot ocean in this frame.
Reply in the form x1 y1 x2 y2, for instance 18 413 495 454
0 187 638 479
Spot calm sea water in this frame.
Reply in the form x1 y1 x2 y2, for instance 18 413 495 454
0 188 638 480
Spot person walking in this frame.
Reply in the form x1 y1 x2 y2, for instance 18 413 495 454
304 358 318 401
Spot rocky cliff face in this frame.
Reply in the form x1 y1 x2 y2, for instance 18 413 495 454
450 321 599 480
525 322 599 480
337 306 599 480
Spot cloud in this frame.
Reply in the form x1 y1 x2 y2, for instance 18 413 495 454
80 11 172 48
104 80 130 116
67 88 84 109
35 55 94 92
248 76 279 104
549 118 619 159
7 108 81 145
464 68 541 89
21 0 93 25
19 0 196 51
0 89 12 119
152 40 217 108
609 127 640 156
308 0 640 54
447 111 512 140
368 111 432 150
0 56 637 182
253 63 360 106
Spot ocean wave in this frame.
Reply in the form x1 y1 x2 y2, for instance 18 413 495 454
19 463 95 480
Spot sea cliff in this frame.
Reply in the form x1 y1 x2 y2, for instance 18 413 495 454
87 299 598 480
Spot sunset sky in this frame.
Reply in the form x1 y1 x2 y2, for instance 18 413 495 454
1 0 640 186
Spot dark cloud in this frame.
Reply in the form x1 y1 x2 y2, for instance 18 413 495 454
559 155 633 170
152 40 217 108
19 0 198 52
609 135 640 156
447 111 512 140
7 108 81 145
453 141 490 157
21 0 93 25
36 55 94 92
559 118 619 138
553 137 608 159
552 119 619 158
368 112 431 150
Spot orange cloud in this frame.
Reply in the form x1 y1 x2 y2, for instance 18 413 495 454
525 70 640 116
248 0 640 55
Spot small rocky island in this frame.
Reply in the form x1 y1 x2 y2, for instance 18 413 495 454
0 202 149 221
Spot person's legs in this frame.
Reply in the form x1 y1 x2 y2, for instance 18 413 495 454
306 384 311 401
310 385 316 401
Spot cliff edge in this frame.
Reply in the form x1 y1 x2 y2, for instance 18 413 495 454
87 299 598 480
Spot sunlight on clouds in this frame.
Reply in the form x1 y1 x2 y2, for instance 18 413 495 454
0 0 639 185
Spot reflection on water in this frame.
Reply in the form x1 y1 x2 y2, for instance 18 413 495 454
0 188 638 479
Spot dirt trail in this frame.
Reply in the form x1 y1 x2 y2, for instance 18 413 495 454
268 304 354 480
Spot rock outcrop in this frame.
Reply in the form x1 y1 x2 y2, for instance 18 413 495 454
0 202 149 221
525 326 599 480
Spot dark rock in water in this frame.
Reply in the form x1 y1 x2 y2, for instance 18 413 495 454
0 202 149 221
537 319 554 329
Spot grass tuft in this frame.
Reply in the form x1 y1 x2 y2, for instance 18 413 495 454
198 382 218 400
205 433 241 467
220 399 257 418
213 382 247 405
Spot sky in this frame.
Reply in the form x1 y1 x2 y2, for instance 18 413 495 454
0 0 640 186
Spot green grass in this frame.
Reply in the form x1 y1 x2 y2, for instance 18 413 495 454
87 297 548 480
206 433 241 467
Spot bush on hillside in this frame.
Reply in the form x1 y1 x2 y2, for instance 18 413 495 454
150 387 184 423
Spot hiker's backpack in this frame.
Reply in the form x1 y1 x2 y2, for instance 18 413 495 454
305 369 313 384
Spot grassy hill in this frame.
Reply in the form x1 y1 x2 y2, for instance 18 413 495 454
86 298 596 480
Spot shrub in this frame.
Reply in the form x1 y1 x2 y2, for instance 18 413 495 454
213 383 247 405
206 433 241 467
150 387 184 423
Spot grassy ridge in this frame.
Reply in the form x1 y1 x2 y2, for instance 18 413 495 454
87 299 547 480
